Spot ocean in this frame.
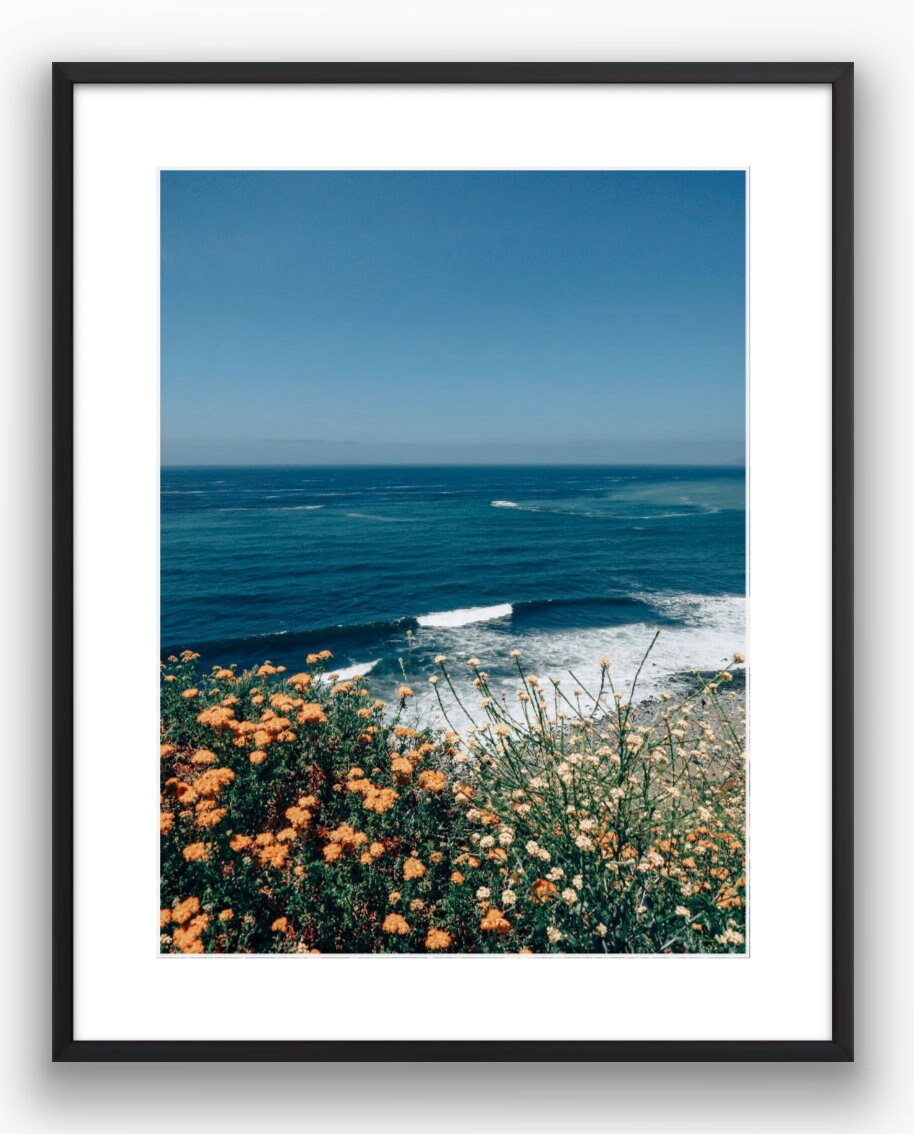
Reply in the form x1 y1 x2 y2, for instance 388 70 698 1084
161 466 745 721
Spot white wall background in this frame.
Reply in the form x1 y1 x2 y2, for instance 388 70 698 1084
1 1 910 1130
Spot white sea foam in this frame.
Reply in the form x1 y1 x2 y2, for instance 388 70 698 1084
491 500 520 509
320 659 380 682
406 592 745 728
269 504 324 511
417 603 513 629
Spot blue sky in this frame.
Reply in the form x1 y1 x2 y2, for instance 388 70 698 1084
161 170 745 465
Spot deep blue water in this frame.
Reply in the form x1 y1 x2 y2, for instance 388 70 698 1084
161 466 745 715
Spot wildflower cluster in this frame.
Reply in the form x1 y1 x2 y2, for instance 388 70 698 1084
160 644 746 954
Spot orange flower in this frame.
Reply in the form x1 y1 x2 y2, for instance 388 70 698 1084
249 750 268 765
382 913 410 935
171 896 201 925
284 804 313 828
425 928 452 951
276 828 297 844
418 769 447 793
192 767 235 797
197 705 237 729
182 842 209 862
172 913 209 953
229 834 253 852
397 685 414 700
191 748 217 765
160 908 172 928
160 743 175 759
213 668 234 680
196 807 227 828
480 908 510 934
257 843 290 869
288 673 313 691
363 786 398 814
450 871 465 885
218 908 234 922
531 879 558 904
271 917 289 933
391 756 413 780
160 811 174 835
369 842 385 858
181 688 199 700
297 703 328 725
323 843 343 862
403 858 426 881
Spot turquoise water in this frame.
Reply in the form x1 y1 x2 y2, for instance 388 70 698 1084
161 465 745 715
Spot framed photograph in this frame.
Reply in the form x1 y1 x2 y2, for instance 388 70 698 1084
53 62 853 1061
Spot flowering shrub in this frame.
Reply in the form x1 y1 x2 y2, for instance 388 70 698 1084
160 645 746 954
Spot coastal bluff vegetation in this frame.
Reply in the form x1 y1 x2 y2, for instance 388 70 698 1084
160 644 746 955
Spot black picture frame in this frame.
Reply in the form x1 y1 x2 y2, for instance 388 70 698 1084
52 61 854 1062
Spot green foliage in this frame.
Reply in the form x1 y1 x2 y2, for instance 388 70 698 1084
160 644 746 955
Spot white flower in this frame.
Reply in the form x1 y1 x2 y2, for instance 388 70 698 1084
537 848 551 863
501 889 517 908
574 834 595 852
572 874 583 891
476 887 491 901
675 906 692 920
526 840 541 857
498 828 514 846
561 888 578 905
546 867 564 882
516 803 531 817
546 927 563 944
479 835 495 849
467 657 480 668
595 923 608 937
428 675 438 685
434 654 448 665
